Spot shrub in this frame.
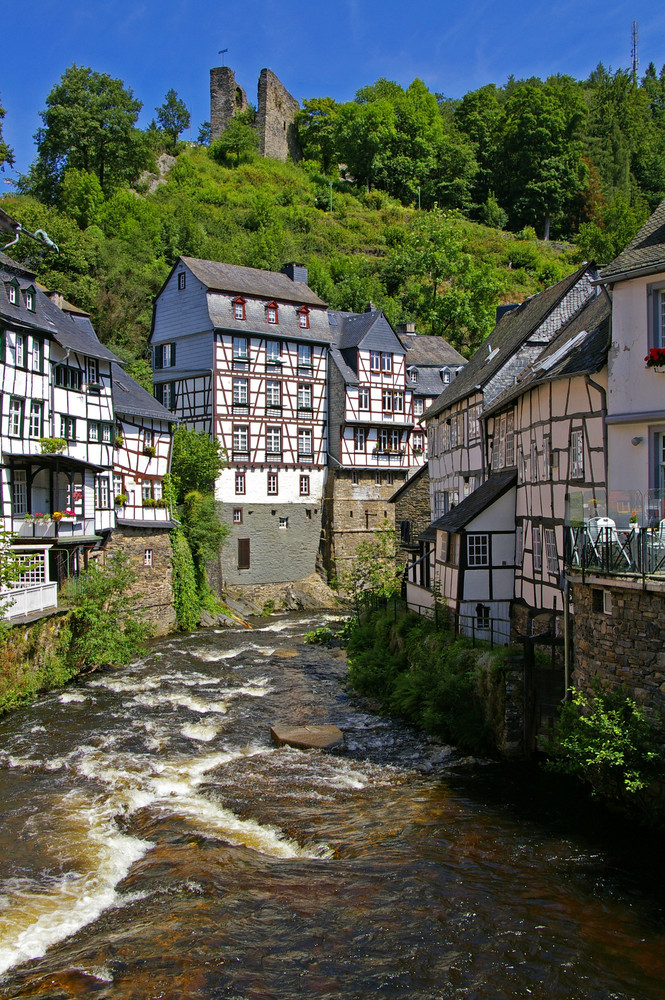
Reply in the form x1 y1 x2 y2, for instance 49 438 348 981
170 528 200 631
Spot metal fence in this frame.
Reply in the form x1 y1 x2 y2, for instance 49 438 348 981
565 523 665 584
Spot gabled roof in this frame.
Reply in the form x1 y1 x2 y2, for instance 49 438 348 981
111 363 174 421
398 332 466 366
600 199 665 283
330 308 404 354
424 265 594 419
411 367 449 397
483 293 610 416
0 253 120 362
420 471 516 539
180 256 326 307
389 462 429 503
329 345 359 386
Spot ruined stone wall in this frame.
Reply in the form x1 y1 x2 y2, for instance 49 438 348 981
210 67 248 141
393 470 431 548
104 526 176 636
326 470 406 583
256 69 301 162
571 578 665 725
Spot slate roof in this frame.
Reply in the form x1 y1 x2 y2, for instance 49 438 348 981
411 367 448 397
1 253 120 362
424 265 593 419
600 199 665 283
111 363 174 421
329 345 359 386
329 308 403 353
181 256 326 307
420 471 516 539
398 332 466 366
483 293 610 416
389 462 428 503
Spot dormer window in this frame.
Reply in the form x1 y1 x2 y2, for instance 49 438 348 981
6 279 19 305
233 296 246 321
25 287 35 312
298 307 310 330
408 367 418 384
441 368 451 384
177 272 186 291
266 301 278 325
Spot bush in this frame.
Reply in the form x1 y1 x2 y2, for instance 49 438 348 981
170 529 200 631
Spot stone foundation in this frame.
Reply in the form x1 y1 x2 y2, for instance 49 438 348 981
104 526 176 636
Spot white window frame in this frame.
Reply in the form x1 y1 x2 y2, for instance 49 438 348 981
233 425 249 454
267 472 278 495
266 380 281 408
235 472 245 495
544 527 558 575
12 470 27 515
266 426 281 455
29 401 42 439
233 378 248 405
8 397 23 437
533 525 542 573
297 343 312 368
358 387 370 410
298 383 312 410
467 533 489 567
570 430 584 479
299 475 310 496
381 352 392 373
354 427 366 451
298 428 313 457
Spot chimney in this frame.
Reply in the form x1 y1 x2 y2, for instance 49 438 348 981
282 263 308 285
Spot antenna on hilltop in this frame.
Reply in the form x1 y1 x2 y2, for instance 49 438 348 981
218 48 229 67
631 21 639 82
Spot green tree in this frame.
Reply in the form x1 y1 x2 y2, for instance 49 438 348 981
296 97 340 172
26 64 151 201
0 101 14 171
197 121 212 145
60 168 104 228
335 100 396 191
156 89 191 146
209 110 259 165
342 522 404 607
171 425 225 503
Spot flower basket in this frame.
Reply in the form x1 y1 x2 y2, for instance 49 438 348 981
143 445 156 458
51 512 63 522
115 494 128 507
645 348 665 370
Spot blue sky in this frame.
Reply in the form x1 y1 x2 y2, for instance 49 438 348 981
2 0 664 182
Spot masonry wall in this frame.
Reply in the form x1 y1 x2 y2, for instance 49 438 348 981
325 470 404 582
256 69 301 162
393 469 431 547
104 527 176 635
220 502 322 585
571 578 665 725
210 67 248 141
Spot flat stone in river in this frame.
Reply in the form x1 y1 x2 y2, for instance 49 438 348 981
270 724 344 750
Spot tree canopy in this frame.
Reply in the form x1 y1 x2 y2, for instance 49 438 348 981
155 89 191 146
0 102 14 171
25 64 152 201
170 425 225 503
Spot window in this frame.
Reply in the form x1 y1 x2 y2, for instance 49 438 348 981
543 436 552 479
450 415 459 449
413 431 424 452
531 440 538 482
95 476 110 509
408 367 418 384
266 340 281 364
505 411 515 466
570 430 584 479
379 428 389 451
648 285 665 349
401 520 411 543
393 392 404 413
142 481 153 502
15 551 46 586
88 422 100 442
266 426 281 455
7 332 25 369
358 387 369 410
155 343 176 369
55 365 82 391
442 369 451 384
413 399 424 416
370 351 381 372
516 525 524 567
60 416 76 440
144 549 153 567
298 343 312 368
233 378 248 405
375 471 381 484
8 397 23 437
298 383 312 410
298 307 310 329
476 604 490 630
298 427 313 457
381 352 392 373
279 517 288 529
352 471 359 485
468 404 481 442
299 475 310 496
533 525 542 572
235 472 246 495
233 508 243 523
354 427 366 451
7 281 17 305
155 382 176 410
233 337 249 362
31 338 43 373
266 380 281 408
390 429 401 451
266 301 278 324
25 288 35 311
29 401 42 438
385 471 393 485
12 470 27 515
86 358 99 385
544 528 558 575
382 389 393 411
238 538 250 569
467 533 489 567
177 271 186 290
267 472 278 495
233 296 245 320
233 425 249 455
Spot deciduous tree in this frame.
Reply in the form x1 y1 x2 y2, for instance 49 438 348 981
0 102 14 171
155 89 191 146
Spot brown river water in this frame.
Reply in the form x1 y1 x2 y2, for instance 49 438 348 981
0 612 664 999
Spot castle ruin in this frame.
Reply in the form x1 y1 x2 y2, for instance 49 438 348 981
210 66 301 163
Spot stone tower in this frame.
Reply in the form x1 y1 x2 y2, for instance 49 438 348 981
209 66 301 163
210 67 249 141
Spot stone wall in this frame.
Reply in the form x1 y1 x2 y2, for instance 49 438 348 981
210 67 248 141
571 577 665 724
209 65 300 162
219 502 323 586
392 468 431 550
104 526 176 636
325 470 406 583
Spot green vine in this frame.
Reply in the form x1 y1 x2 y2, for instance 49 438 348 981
170 528 200 631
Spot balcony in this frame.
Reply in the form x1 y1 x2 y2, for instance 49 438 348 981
117 504 171 524
565 488 665 583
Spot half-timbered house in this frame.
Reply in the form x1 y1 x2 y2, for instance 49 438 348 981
0 253 120 616
150 257 332 586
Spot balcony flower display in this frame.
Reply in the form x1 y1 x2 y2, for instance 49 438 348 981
23 513 34 522
51 511 63 522
72 491 82 502
34 512 47 520
644 347 665 369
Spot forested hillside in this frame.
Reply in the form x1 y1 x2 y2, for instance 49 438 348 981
1 60 663 375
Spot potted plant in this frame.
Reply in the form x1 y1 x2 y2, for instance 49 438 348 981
114 494 128 507
51 511 63 522
645 348 665 371
143 445 156 458
39 437 68 455
114 434 124 448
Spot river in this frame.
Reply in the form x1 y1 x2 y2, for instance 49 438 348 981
0 612 663 999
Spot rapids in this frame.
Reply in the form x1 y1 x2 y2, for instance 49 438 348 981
0 613 663 999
